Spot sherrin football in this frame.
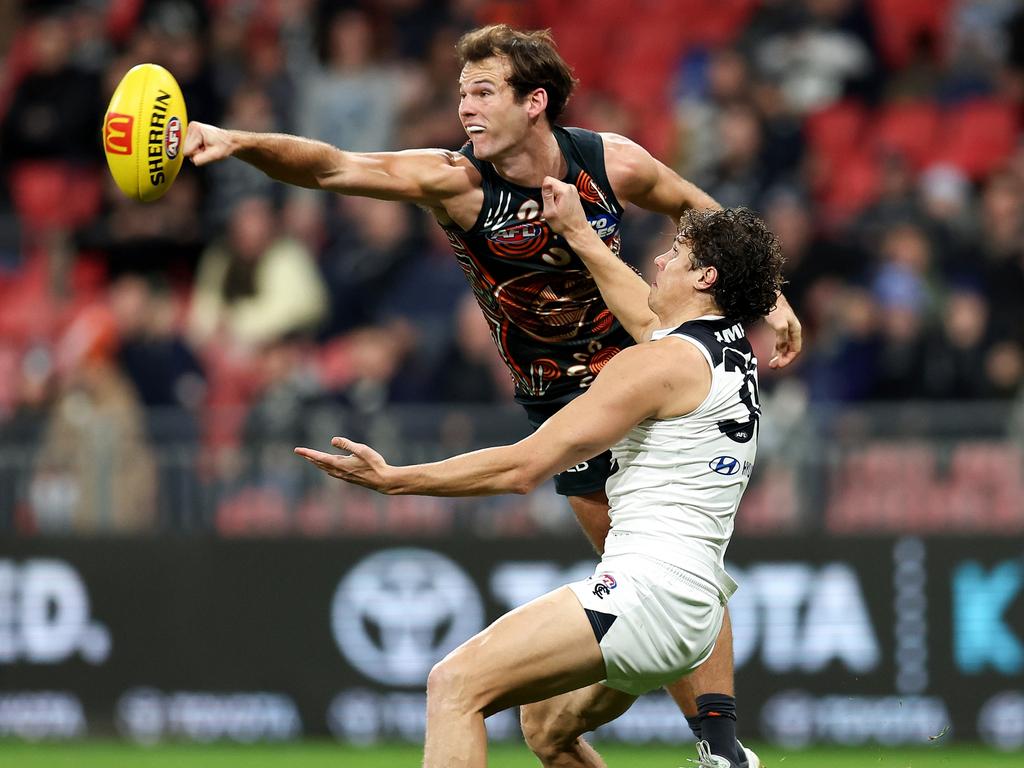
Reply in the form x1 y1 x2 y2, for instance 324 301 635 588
102 63 187 202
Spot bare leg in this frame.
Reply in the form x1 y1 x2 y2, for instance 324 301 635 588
521 684 637 768
665 607 735 716
423 587 605 768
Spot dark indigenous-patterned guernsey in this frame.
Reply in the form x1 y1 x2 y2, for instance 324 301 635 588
441 126 635 406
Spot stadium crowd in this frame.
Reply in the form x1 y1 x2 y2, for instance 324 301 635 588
0 0 1022 533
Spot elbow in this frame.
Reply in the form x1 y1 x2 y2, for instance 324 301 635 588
508 467 542 496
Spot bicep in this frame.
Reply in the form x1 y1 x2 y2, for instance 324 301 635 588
604 134 719 217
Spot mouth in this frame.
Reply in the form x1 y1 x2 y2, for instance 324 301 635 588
466 126 486 136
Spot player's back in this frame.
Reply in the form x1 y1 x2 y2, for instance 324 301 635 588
603 315 760 601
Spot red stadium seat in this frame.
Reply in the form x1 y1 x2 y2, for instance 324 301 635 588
932 99 1021 180
805 101 870 197
818 149 882 225
869 0 953 70
9 162 104 234
805 100 868 158
871 101 941 168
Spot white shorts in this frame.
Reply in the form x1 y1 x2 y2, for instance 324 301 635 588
567 553 725 695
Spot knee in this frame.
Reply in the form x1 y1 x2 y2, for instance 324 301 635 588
520 701 584 759
426 654 482 715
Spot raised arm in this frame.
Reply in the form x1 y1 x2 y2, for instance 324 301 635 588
603 133 803 367
183 122 474 206
294 342 708 496
542 177 659 342
602 133 721 218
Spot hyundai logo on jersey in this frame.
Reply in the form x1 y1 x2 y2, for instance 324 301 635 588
709 456 741 476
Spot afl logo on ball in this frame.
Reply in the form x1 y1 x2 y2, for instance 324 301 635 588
165 117 182 159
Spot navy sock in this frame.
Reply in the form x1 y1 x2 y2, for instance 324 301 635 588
697 693 740 765
686 714 702 740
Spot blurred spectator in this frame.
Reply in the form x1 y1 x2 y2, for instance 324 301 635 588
205 85 283 228
398 24 468 149
761 184 862 331
76 169 205 278
318 322 416 413
110 274 206 527
298 6 411 152
0 345 55 531
188 196 328 351
319 196 423 335
240 335 321 505
979 171 1024 345
751 0 878 115
922 286 994 399
30 305 157 532
430 291 514 403
0 10 103 170
699 102 773 208
870 261 930 400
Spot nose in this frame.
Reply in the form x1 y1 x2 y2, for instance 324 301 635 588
654 253 667 270
459 96 475 120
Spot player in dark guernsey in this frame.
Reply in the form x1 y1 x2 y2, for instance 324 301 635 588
184 24 800 768
443 126 631 405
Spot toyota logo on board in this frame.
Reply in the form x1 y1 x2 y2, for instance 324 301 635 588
331 549 484 686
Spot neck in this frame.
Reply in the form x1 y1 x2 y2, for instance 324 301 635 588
492 126 565 187
655 296 722 330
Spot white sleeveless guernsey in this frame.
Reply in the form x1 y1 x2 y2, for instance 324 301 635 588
602 315 760 601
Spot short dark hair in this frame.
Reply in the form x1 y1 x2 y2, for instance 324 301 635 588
679 208 785 325
456 25 578 124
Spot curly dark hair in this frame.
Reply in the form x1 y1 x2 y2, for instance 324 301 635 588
456 25 578 124
678 207 786 325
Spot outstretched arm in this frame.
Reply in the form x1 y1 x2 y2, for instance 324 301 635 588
183 122 472 205
542 177 658 342
294 343 706 496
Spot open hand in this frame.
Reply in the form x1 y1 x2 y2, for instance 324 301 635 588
294 437 396 493
183 121 234 167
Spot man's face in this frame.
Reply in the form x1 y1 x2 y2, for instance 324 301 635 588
458 56 532 161
648 236 711 315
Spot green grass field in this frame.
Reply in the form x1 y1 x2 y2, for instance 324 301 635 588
1 742 1020 768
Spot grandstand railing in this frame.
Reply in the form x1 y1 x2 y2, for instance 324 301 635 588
2 401 1022 536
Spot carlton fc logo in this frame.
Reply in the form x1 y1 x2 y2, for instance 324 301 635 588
592 573 617 599
709 456 741 476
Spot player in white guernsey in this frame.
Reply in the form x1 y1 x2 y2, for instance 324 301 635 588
294 181 784 768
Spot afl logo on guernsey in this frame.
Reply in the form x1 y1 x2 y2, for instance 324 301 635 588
709 456 741 475
487 222 549 259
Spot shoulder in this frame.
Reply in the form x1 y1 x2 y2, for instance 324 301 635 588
598 339 708 391
599 133 660 199
413 149 481 197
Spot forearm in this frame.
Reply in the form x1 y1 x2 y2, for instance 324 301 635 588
386 444 542 497
563 225 656 342
228 130 345 190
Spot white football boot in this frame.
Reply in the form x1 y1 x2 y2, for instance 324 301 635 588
687 739 764 768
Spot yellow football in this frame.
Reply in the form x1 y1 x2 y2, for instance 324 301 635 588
102 63 188 202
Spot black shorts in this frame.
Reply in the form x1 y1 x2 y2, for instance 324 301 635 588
522 400 613 497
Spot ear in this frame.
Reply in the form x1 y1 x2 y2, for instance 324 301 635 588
526 88 549 120
698 265 719 290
